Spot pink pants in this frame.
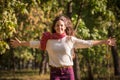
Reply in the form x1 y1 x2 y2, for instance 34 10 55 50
50 66 75 80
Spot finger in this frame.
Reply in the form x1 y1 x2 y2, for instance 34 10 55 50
110 37 116 42
113 38 116 42
10 40 17 47
11 43 19 48
10 39 15 42
111 42 116 46
10 40 16 45
15 37 21 43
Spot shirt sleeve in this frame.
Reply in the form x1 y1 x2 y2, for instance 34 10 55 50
29 41 40 48
72 37 93 49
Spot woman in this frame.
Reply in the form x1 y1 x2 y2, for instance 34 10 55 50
10 15 116 80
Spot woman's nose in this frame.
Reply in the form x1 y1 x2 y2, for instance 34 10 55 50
57 25 61 28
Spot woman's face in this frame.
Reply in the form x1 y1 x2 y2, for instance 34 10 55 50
54 20 66 34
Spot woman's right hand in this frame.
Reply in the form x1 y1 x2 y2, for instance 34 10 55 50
10 37 21 48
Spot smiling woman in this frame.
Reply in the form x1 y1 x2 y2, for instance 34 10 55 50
10 15 116 80
54 20 66 34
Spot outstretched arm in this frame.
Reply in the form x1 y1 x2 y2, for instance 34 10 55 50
73 37 116 49
10 38 40 48
92 38 116 46
10 38 30 48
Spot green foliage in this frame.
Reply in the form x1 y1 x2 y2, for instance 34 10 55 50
0 10 17 39
72 0 120 77
14 48 34 61
76 19 90 39
0 0 120 78
0 41 9 55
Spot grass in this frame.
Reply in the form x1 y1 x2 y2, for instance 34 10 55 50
0 69 50 80
1 69 120 80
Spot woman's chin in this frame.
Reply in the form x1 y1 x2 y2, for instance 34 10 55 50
57 32 64 34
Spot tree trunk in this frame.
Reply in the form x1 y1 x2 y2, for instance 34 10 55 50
73 50 81 80
67 1 81 80
108 25 120 75
67 0 72 19
111 46 120 75
86 58 94 80
39 51 48 74
33 49 38 70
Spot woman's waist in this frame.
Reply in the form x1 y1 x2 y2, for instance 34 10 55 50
49 65 73 69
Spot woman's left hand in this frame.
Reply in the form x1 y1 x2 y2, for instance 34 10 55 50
107 38 116 46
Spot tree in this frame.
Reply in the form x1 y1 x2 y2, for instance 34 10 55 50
0 0 120 79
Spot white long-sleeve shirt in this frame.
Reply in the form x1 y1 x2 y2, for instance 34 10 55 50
30 36 93 67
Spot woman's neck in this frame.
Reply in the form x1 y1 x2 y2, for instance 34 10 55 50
52 32 66 39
